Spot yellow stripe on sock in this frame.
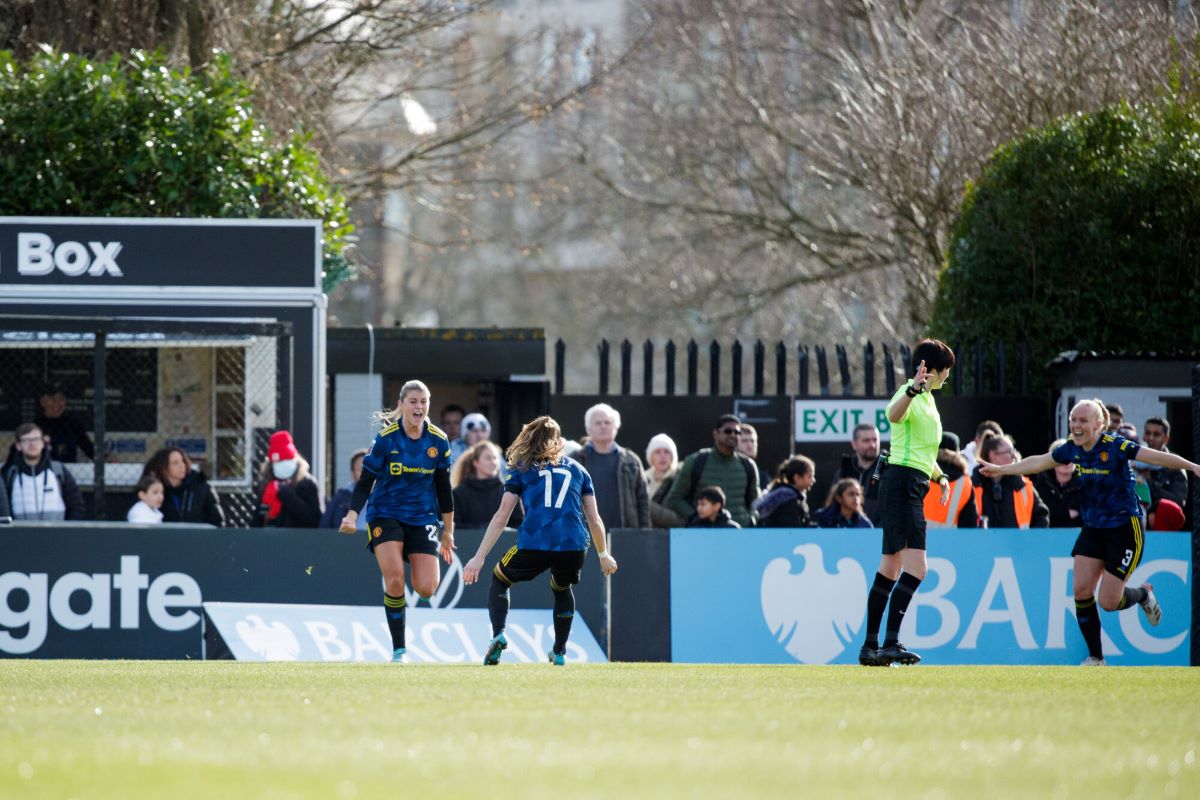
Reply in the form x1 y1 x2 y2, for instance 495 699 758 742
384 596 406 608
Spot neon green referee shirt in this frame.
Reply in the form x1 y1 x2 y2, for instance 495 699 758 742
886 380 943 478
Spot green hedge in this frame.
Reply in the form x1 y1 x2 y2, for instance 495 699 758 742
0 49 353 290
931 97 1200 389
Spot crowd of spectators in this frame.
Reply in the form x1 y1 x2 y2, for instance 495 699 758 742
1 391 1192 533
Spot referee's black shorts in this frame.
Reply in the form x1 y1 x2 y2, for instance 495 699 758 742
878 464 929 554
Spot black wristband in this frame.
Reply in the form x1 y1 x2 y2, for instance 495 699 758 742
905 385 922 398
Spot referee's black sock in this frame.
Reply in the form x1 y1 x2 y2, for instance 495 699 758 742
383 593 406 650
550 577 575 655
883 572 922 647
1118 585 1147 610
1075 597 1103 659
864 572 897 649
488 573 511 638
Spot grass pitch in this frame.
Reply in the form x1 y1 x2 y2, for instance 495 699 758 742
1 662 1197 799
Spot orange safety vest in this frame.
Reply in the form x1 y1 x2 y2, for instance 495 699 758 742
924 476 972 527
973 477 1037 528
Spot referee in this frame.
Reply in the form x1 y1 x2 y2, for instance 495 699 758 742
859 339 955 667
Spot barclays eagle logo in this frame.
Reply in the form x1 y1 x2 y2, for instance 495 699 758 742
761 543 867 664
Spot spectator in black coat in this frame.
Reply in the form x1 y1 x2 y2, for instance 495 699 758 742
35 382 95 463
321 448 369 529
451 441 524 528
145 446 225 527
1031 439 1082 528
686 485 741 529
257 430 322 528
815 478 874 528
753 456 817 528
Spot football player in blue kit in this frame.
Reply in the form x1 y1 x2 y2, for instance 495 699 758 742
340 380 456 662
979 398 1200 665
463 415 618 665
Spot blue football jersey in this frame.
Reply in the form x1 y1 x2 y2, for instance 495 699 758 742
362 420 452 526
1051 434 1142 528
505 456 594 551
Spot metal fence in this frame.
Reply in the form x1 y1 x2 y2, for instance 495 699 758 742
554 339 1031 397
0 315 293 525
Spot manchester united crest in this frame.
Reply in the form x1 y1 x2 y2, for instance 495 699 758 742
427 446 439 458
373 526 382 539
1099 451 1108 462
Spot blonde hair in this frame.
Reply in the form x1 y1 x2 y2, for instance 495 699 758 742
1070 398 1110 436
452 440 502 488
372 380 431 427
506 416 564 470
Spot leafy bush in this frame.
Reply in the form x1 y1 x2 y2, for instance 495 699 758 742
931 96 1200 389
0 49 354 289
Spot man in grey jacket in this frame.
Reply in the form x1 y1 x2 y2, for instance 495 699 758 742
572 403 650 530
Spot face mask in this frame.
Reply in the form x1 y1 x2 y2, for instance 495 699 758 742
272 459 299 480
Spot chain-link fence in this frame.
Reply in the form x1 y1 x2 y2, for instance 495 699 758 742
0 315 292 525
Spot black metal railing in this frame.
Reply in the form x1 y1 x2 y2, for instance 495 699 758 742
555 338 1030 397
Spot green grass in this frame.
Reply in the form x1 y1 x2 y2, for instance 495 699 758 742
1 662 1198 799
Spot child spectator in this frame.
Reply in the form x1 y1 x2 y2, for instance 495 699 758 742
753 456 817 528
816 478 874 528
686 485 741 528
127 473 165 523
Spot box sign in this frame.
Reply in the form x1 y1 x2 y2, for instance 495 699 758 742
671 529 1190 666
794 400 892 442
0 218 320 289
203 603 607 664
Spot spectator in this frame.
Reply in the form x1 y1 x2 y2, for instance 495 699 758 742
127 473 165 524
665 414 761 527
320 448 370 530
1148 498 1185 531
258 430 322 528
686 485 741 529
832 423 883 523
754 456 817 528
923 432 977 528
815 478 873 528
572 403 650 530
0 462 9 520
971 433 1049 528
644 433 685 529
1104 403 1125 432
146 446 225 527
449 412 492 462
452 440 524 528
1118 426 1153 509
1032 439 1082 528
442 404 467 460
737 423 771 490
961 419 1003 475
1140 416 1188 508
2 422 86 520
34 382 95 463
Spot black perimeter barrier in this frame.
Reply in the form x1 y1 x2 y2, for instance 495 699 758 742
0 526 612 660
1193 364 1199 667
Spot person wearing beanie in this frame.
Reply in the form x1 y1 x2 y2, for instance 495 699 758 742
258 430 322 528
644 433 684 528
144 446 224 526
450 412 491 461
339 379 456 663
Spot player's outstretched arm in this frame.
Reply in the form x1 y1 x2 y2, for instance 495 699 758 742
978 451 1057 478
582 494 617 576
463 493 518 584
1135 447 1200 477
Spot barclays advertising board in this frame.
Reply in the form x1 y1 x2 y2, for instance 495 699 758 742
670 529 1190 666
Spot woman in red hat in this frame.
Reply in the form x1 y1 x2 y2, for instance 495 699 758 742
257 430 322 528
339 379 455 663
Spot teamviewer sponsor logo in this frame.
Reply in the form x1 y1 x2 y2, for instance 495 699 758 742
760 543 867 664
8 232 124 277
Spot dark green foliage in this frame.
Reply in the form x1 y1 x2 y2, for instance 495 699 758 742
0 49 354 290
931 97 1200 388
